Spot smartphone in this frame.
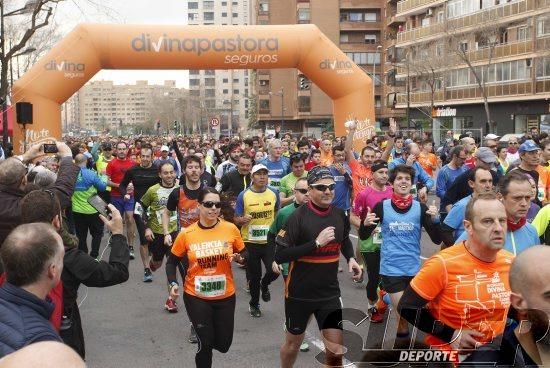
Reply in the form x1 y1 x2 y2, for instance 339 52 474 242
87 194 111 218
43 143 58 154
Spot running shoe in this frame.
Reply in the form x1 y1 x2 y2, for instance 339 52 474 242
261 287 271 302
249 304 262 318
165 298 178 313
143 268 153 283
300 342 310 352
129 246 135 260
376 289 388 315
188 324 198 344
368 306 384 323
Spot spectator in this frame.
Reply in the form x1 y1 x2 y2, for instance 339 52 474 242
0 223 65 358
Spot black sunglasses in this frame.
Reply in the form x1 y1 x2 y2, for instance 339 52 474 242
202 201 222 209
295 188 308 194
310 183 336 192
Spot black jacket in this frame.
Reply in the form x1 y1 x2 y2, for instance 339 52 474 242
0 156 79 245
60 234 130 358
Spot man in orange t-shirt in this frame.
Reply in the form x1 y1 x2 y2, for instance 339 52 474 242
319 139 333 167
417 140 439 178
398 193 514 352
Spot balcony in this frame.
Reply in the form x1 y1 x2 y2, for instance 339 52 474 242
387 14 406 26
396 81 536 105
537 35 550 51
397 0 445 16
468 39 533 63
340 21 382 30
397 0 545 45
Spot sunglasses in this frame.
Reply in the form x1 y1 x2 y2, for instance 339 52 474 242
201 201 222 209
295 188 308 194
509 142 518 145
310 183 336 192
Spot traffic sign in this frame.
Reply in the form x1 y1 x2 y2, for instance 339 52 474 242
210 117 220 127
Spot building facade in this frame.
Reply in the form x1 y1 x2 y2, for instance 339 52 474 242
187 0 251 135
394 0 550 137
253 0 405 136
63 80 189 134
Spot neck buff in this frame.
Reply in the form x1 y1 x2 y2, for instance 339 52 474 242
391 192 413 210
507 217 526 232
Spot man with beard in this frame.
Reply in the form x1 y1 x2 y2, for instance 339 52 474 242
398 192 514 351
106 141 136 258
462 245 550 367
140 163 178 285
216 142 241 180
120 146 160 275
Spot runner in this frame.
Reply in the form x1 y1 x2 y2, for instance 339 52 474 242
139 163 178 283
215 142 241 180
120 146 161 280
279 153 308 207
106 141 137 259
259 139 290 190
167 188 246 368
398 192 514 353
274 166 362 368
234 164 280 317
351 160 393 323
359 164 441 337
388 143 434 203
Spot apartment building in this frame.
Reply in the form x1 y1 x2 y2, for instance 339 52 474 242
394 0 550 136
253 0 404 136
187 0 251 135
65 80 188 134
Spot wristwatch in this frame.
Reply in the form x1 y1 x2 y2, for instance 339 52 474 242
169 281 178 288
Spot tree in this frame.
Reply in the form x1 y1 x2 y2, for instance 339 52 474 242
445 13 503 133
1 0 63 146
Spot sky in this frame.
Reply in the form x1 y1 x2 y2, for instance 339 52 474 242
53 0 190 87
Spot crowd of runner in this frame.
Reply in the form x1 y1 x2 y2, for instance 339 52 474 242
1 122 550 367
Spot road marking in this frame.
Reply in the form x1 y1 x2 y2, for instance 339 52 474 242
349 234 428 260
305 331 357 368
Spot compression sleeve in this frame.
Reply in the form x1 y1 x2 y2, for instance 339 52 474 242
166 252 184 285
341 212 354 262
398 287 456 343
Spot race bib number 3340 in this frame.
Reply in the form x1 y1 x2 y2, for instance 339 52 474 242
195 275 227 298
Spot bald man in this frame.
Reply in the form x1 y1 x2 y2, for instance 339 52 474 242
462 245 550 367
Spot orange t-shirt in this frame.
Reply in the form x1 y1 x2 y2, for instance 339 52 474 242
320 150 333 167
349 159 372 200
171 219 245 300
410 242 514 346
536 165 550 204
417 152 438 177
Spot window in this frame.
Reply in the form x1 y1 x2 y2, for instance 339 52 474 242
222 12 227 17
223 78 229 83
205 100 216 109
189 70 199 75
447 0 478 19
259 2 269 12
223 89 229 94
205 90 215 97
365 12 377 22
435 44 444 56
536 57 550 79
375 97 381 108
373 74 381 86
233 1 238 5
459 41 469 52
222 1 227 5
232 13 238 17
233 89 239 94
298 96 310 112
517 27 528 41
259 99 270 110
365 34 377 44
340 34 349 43
205 78 215 87
537 17 550 36
204 70 215 76
203 1 214 9
203 12 214 21
188 2 198 9
437 11 444 23
188 13 198 21
421 17 430 27
259 80 269 86
298 8 310 23
345 52 380 65
233 78 239 83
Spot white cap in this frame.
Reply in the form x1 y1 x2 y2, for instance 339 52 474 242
160 145 170 152
87 142 94 148
484 133 500 140
251 164 268 175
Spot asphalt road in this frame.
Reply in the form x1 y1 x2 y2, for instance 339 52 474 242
80 226 441 368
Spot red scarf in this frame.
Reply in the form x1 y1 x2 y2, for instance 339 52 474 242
507 217 526 232
391 193 413 210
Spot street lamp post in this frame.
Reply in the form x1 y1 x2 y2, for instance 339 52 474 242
269 87 284 132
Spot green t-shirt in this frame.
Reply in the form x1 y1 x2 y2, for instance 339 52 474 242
140 183 178 234
279 171 308 198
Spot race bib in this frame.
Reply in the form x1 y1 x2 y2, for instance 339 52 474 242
194 275 227 298
372 225 382 245
134 202 144 217
269 178 281 187
248 225 269 241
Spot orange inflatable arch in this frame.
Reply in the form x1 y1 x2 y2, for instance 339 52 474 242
12 24 374 153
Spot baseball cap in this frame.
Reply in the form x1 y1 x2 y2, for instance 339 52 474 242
251 164 268 175
484 133 500 140
475 147 497 163
160 145 170 152
307 166 333 185
519 140 540 153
